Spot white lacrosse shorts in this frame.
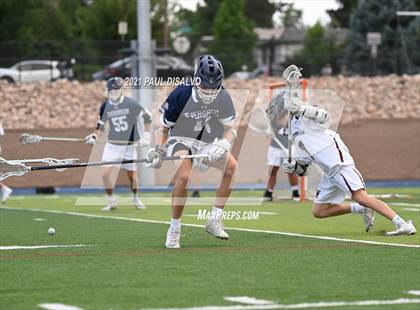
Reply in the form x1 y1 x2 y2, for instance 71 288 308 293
314 164 366 205
266 145 287 167
166 136 228 171
101 142 138 171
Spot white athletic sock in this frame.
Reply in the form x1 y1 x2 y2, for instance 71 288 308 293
291 185 299 191
132 192 138 200
210 206 223 221
170 218 181 230
392 215 406 228
1 185 10 193
107 194 116 204
350 202 364 213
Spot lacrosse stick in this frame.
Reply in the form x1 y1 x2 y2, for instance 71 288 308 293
19 133 151 147
8 158 80 172
248 108 288 153
282 64 302 163
19 133 84 144
0 154 210 181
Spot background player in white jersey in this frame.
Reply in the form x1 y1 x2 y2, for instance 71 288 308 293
147 55 237 248
263 114 300 202
85 77 152 211
0 120 13 203
269 88 416 236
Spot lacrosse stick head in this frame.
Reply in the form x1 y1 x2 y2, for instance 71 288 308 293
42 158 80 172
249 108 273 137
19 133 42 145
0 157 30 181
282 65 302 90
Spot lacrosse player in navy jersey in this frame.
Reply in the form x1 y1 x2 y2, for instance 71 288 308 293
0 121 13 203
85 77 152 211
147 55 237 248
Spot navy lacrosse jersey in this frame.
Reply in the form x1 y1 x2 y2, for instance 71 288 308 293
97 96 146 143
160 85 236 143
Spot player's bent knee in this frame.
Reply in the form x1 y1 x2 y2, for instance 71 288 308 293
102 169 112 179
352 189 369 205
312 204 327 218
175 174 190 187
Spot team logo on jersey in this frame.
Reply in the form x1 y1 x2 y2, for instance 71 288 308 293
184 108 219 120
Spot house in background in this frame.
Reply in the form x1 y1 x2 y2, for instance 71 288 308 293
192 27 305 76
253 27 305 73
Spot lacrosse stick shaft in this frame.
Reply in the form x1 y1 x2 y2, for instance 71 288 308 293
41 137 85 142
287 113 293 162
29 154 209 171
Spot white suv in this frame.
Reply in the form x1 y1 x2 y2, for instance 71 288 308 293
0 60 64 83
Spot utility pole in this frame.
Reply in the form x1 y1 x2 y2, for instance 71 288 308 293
137 0 155 186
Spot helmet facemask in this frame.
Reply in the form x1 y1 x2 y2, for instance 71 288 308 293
107 88 123 103
194 83 221 104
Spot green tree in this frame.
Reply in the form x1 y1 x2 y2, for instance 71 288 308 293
287 22 341 76
327 0 359 28
275 3 303 28
244 0 276 28
346 0 419 75
209 0 257 74
190 0 222 38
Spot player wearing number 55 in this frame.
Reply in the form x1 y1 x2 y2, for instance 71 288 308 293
85 77 152 211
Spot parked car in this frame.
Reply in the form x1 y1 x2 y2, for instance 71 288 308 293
0 59 75 83
92 55 194 81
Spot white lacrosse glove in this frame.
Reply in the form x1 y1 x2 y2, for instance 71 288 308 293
281 158 309 176
207 138 231 163
283 91 304 114
281 158 297 174
0 126 4 138
139 131 151 147
300 105 329 124
84 133 97 145
146 145 166 169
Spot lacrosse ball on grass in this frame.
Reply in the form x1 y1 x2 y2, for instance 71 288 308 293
48 227 56 235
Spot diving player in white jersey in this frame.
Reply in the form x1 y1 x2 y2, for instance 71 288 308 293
269 88 416 236
85 77 152 211
147 55 237 248
0 121 13 203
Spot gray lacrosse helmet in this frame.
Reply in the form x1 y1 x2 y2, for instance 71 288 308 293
266 90 287 122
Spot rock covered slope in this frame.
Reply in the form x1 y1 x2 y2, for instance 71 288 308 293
0 75 418 129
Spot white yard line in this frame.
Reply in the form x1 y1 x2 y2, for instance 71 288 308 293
0 245 90 251
39 303 83 310
403 208 420 212
224 297 274 305
3 207 420 249
391 203 420 208
407 290 420 296
137 298 420 310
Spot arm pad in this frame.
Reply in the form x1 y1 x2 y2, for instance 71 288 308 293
300 105 329 124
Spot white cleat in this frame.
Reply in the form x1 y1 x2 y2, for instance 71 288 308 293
101 204 117 211
360 207 375 232
165 227 181 249
385 220 416 236
206 219 230 240
1 187 13 204
133 197 146 210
